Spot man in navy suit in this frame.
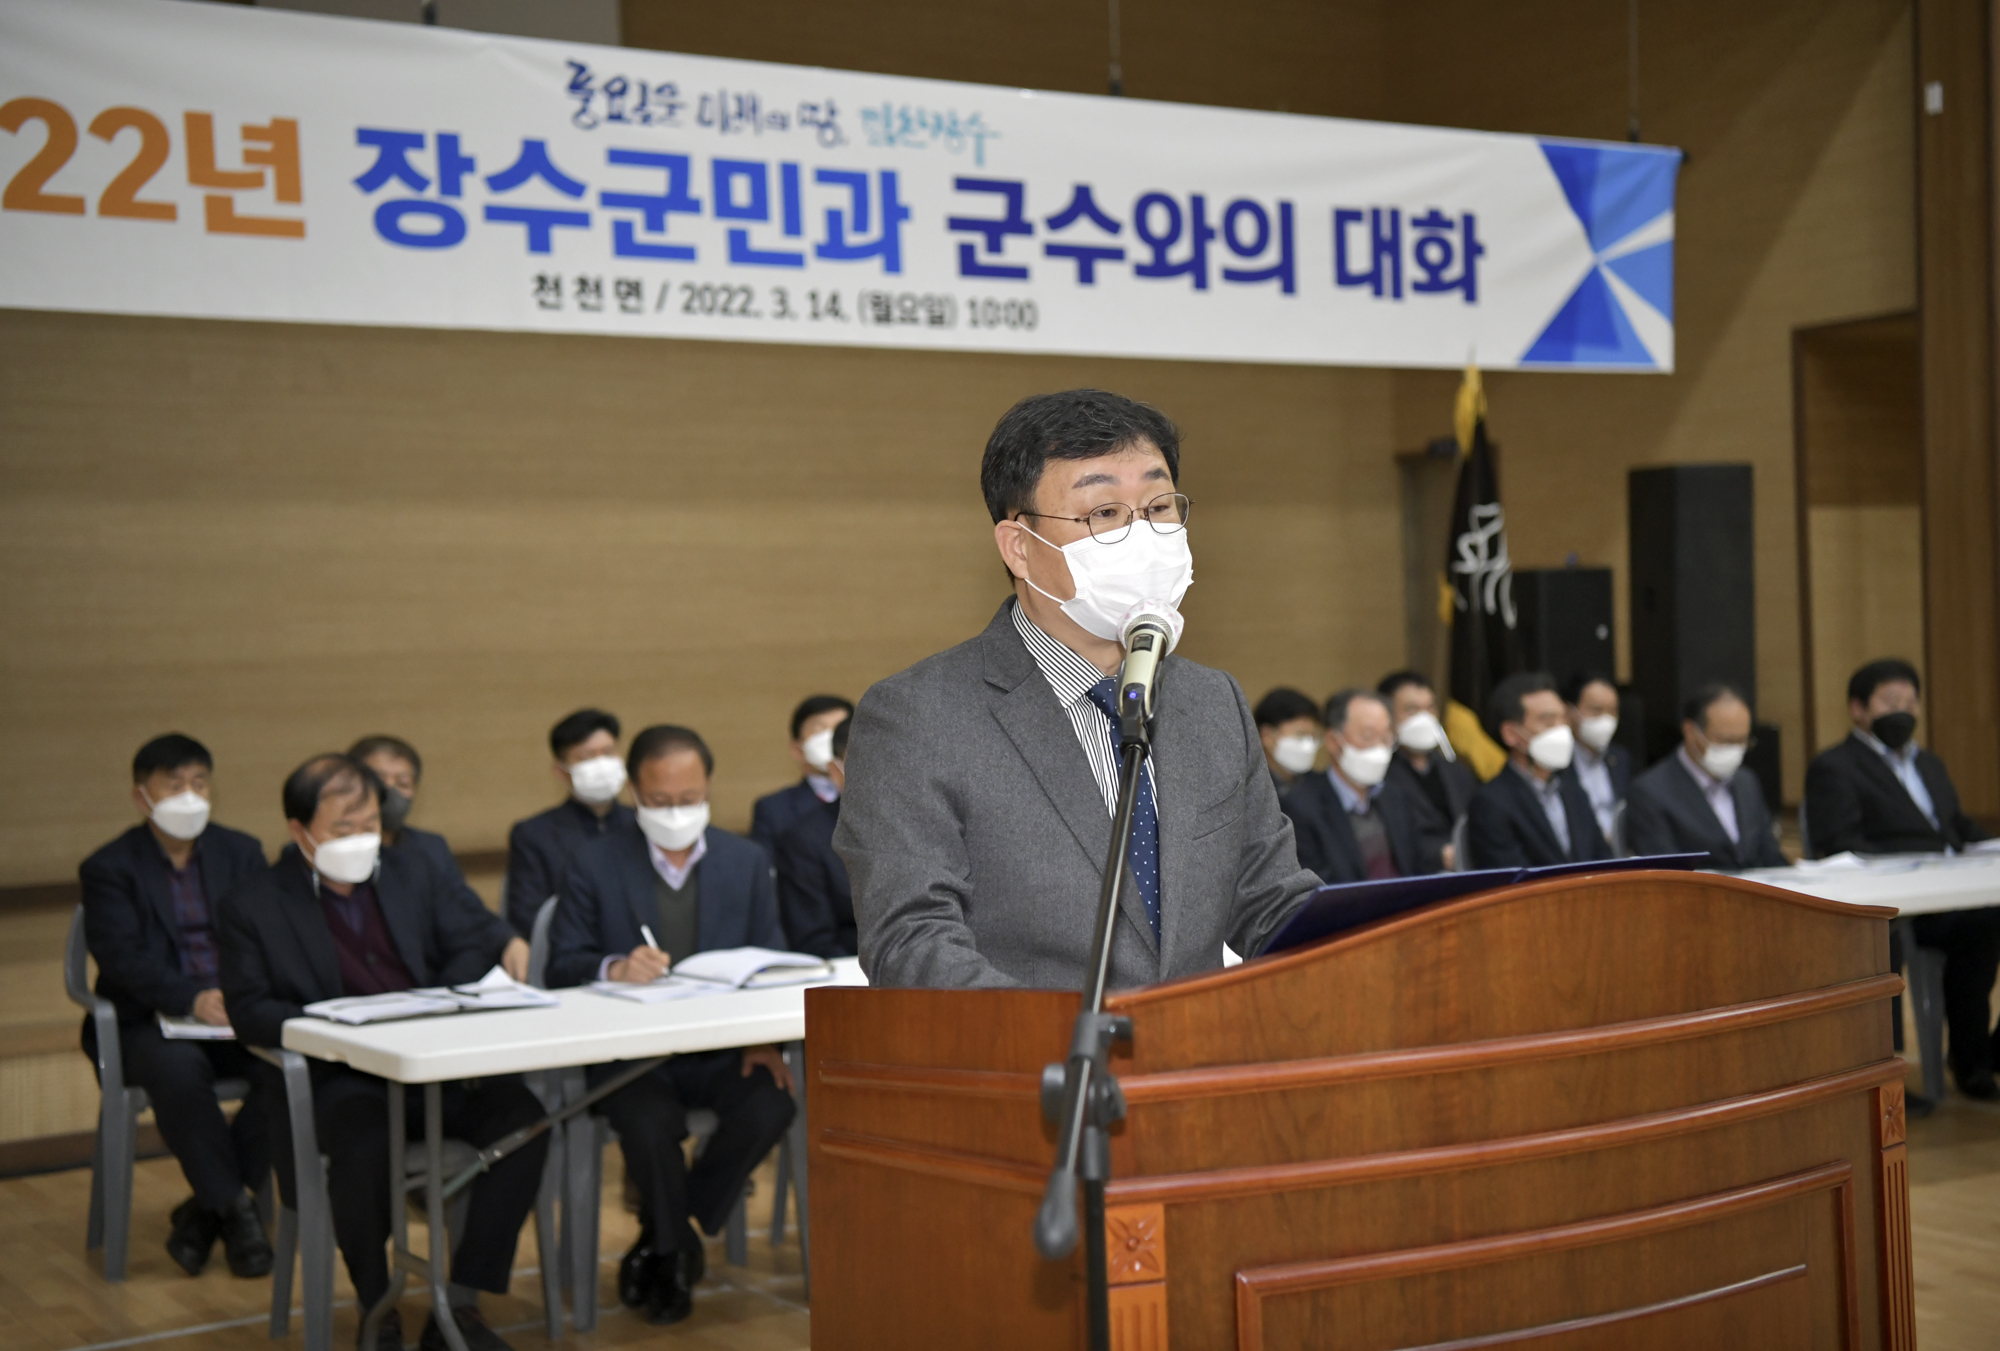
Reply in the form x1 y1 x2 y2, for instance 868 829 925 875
503 709 635 937
774 715 857 956
1466 672 1613 870
1281 689 1449 883
748 695 852 858
1561 672 1633 852
1626 683 1788 870
547 725 797 1326
79 733 273 1279
1806 658 1997 1101
350 735 527 981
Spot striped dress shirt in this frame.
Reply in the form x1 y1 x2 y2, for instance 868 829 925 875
1011 603 1159 813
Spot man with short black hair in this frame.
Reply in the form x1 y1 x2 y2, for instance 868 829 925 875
79 734 273 1279
350 735 527 981
1282 690 1449 883
838 388 1318 989
750 695 854 857
1378 671 1477 842
1465 672 1613 869
546 726 797 1326
1805 658 1997 1101
218 754 541 1351
1560 673 1631 850
503 708 634 937
1254 687 1322 798
1625 684 1787 869
775 715 858 957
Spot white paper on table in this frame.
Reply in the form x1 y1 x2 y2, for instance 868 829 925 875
587 976 723 1004
159 1013 235 1040
1966 839 2000 855
670 947 834 989
1791 852 1870 873
302 991 464 1025
434 966 561 1010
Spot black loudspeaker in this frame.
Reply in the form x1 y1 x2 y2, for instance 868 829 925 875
1513 567 1615 691
1747 721 1783 819
1628 465 1757 765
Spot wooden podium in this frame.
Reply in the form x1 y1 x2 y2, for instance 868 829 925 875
804 870 1916 1350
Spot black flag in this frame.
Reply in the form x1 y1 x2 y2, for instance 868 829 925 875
1443 367 1517 774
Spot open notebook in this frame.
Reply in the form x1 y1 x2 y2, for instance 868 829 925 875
590 946 835 1004
302 967 560 1026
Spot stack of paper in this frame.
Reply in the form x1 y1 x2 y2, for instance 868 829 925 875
430 967 562 1010
159 1014 235 1041
303 991 463 1025
590 947 835 1003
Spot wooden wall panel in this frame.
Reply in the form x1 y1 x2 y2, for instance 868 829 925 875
1913 0 2000 820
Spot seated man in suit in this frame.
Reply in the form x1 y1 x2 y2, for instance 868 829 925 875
350 735 527 981
1466 672 1613 869
749 695 853 857
1282 689 1448 883
1561 672 1632 851
219 754 543 1351
1379 671 1478 864
79 733 273 1279
503 708 634 937
1806 657 1998 1101
774 715 857 957
1254 686 1322 799
1625 683 1788 869
546 725 797 1326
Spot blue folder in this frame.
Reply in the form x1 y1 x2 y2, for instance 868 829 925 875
1257 854 1709 958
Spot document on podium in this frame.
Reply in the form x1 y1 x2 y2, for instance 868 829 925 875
1259 855 1706 957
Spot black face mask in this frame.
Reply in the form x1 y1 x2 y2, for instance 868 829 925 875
380 787 413 834
1871 711 1917 751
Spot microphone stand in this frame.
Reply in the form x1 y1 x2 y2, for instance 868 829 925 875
1033 676 1152 1351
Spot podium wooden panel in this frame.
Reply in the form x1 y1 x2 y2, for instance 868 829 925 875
805 871 1914 1350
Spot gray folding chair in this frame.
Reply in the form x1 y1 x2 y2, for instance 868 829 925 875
1448 815 1470 872
1609 800 1629 857
526 897 790 1330
256 1044 563 1349
63 904 257 1281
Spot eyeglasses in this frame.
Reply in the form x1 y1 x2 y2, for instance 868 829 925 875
1016 492 1192 544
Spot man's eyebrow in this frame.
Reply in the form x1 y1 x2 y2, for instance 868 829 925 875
1069 471 1119 489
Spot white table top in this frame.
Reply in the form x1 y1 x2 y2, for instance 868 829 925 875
281 958 866 1084
1735 851 2000 918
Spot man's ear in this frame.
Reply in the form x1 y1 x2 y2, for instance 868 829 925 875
1499 722 1525 752
993 520 1031 581
285 819 313 854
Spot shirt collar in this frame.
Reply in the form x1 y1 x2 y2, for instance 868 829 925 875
647 832 707 890
1676 743 1725 791
1012 600 1109 710
1509 760 1562 798
1327 769 1382 813
806 773 840 804
1574 743 1606 770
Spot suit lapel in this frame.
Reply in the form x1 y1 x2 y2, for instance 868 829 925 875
1659 761 1733 861
374 854 431 983
134 831 183 950
1502 769 1566 859
691 830 732 949
982 605 1155 957
617 827 658 948
274 852 343 1000
1150 661 1200 966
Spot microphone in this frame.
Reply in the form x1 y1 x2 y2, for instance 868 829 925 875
1116 604 1182 731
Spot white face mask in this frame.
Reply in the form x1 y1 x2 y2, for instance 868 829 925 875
1020 519 1193 646
1526 723 1576 772
142 787 210 842
1273 734 1319 776
568 754 627 804
801 728 836 771
306 830 380 885
1699 741 1747 781
1577 714 1619 753
637 801 709 852
1395 710 1454 759
1338 742 1394 788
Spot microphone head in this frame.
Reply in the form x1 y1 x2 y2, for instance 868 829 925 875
1120 602 1184 655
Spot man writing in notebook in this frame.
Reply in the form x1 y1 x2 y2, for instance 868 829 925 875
545 724 796 1325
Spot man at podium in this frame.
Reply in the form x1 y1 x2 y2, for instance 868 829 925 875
836 389 1320 990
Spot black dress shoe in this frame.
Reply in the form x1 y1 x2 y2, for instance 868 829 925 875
363 1308 402 1351
165 1195 222 1276
220 1194 274 1278
1957 1072 2000 1102
618 1237 663 1310
420 1306 513 1351
644 1253 695 1327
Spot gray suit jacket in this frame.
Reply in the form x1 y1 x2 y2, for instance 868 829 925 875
835 599 1320 991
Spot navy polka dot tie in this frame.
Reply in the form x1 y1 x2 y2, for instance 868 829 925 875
1088 678 1161 940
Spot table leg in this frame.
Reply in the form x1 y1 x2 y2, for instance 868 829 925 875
423 1082 470 1351
565 1075 600 1333
359 1080 411 1351
786 1041 811 1300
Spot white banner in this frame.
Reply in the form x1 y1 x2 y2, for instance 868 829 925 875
0 0 1681 371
